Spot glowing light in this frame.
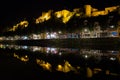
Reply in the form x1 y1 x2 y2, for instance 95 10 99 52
22 36 28 40
84 28 88 32
59 52 62 55
110 57 116 61
46 32 49 35
32 46 41 52
32 34 38 39
110 25 114 28
46 34 51 39
58 31 62 34
21 46 28 49
56 13 61 18
46 32 58 39
50 34 56 38
0 37 3 40
85 55 88 58
57 65 63 71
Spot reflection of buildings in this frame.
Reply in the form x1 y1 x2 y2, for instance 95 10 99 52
13 53 29 62
36 59 79 73
0 44 120 63
36 59 52 71
1 44 119 59
0 44 120 77
56 61 77 73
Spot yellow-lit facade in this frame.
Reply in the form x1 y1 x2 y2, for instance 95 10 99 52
85 5 119 17
9 20 29 31
35 5 119 24
84 5 92 17
105 6 119 13
36 10 52 24
92 8 98 12
55 10 74 23
73 8 81 16
5 5 119 32
92 11 106 16
36 9 75 24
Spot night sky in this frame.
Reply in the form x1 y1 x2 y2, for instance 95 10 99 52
0 0 119 31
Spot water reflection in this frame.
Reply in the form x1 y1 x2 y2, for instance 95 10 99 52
0 44 120 78
1 44 120 63
13 53 29 62
36 58 78 73
36 59 52 71
0 44 120 55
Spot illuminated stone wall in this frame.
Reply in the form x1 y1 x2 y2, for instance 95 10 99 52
85 5 119 17
36 10 52 24
35 5 119 24
55 10 74 23
84 5 92 17
73 8 82 16
9 20 29 31
105 6 119 14
92 11 106 16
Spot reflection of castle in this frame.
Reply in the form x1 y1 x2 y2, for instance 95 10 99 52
84 5 119 17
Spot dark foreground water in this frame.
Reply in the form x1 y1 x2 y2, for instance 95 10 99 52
0 44 120 80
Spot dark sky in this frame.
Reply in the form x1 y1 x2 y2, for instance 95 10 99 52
0 0 119 31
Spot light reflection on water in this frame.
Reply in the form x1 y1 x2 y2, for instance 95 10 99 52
14 53 29 62
0 44 120 78
0 44 120 55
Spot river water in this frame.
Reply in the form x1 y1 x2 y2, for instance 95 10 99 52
0 44 120 80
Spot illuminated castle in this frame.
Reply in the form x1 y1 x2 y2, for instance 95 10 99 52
35 5 119 24
84 5 119 17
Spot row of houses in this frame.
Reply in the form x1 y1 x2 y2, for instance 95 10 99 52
58 26 120 39
0 25 120 40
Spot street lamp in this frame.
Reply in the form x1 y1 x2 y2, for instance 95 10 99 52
58 31 62 34
110 25 114 28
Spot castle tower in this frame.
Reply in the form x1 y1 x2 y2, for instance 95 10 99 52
84 5 92 17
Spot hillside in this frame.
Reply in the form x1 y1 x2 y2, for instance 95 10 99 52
1 5 120 36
